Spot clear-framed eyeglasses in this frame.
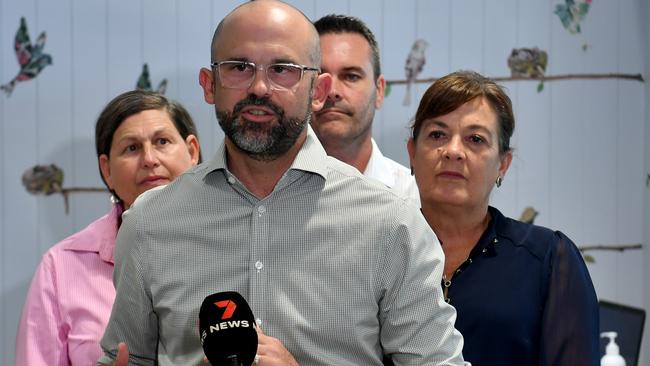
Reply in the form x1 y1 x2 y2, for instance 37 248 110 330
210 61 320 92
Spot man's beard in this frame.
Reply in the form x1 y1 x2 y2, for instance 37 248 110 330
216 94 311 162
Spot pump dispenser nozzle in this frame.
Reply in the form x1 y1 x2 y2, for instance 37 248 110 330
600 332 625 366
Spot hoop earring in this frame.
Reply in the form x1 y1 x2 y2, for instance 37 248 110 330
495 176 503 188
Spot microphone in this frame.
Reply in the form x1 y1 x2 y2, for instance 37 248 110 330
199 291 258 366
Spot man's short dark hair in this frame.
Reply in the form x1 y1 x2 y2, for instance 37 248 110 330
314 14 381 79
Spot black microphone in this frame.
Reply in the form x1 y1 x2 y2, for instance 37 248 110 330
199 291 258 366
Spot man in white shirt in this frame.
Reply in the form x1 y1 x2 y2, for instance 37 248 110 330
312 14 419 206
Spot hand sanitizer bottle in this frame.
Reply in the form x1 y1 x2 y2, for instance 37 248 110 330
600 332 626 366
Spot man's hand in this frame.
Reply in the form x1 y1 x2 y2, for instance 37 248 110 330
255 325 298 366
112 343 129 366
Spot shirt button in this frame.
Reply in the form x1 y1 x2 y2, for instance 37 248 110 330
227 175 236 184
482 248 487 253
258 205 266 215
255 261 264 270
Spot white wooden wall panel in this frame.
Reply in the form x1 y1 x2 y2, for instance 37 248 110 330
549 82 586 240
0 0 4 358
314 0 346 17
584 1 618 73
633 0 650 361
177 0 219 156
35 0 75 253
620 0 644 72
616 82 645 306
2 2 39 363
484 0 517 77
417 0 451 76
0 1 647 364
582 81 619 303
70 0 113 230
617 0 645 307
583 0 634 307
450 0 484 73
583 108 618 246
379 0 417 166
108 2 141 96
513 87 552 223
509 1 552 227
143 0 177 95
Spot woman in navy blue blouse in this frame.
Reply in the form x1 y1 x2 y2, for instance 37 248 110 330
406 70 599 365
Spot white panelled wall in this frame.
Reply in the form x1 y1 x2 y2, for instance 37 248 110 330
1 0 648 364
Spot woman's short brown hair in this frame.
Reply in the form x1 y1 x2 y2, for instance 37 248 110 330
95 90 201 192
410 70 514 154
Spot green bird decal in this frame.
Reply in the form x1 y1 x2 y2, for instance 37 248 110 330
555 0 592 34
1 17 53 96
136 63 168 94
22 164 64 195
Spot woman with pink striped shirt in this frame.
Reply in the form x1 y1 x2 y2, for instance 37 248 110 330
15 90 201 366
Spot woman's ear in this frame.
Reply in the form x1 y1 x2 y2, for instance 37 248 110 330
99 154 114 190
185 135 201 165
407 138 416 166
498 150 513 179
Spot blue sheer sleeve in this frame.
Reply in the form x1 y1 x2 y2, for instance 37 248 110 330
540 231 600 365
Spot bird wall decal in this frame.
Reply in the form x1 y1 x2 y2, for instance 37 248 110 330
554 0 592 35
22 164 108 214
403 39 428 106
507 48 548 79
22 164 64 196
507 47 549 92
136 63 168 94
518 206 539 224
1 17 53 96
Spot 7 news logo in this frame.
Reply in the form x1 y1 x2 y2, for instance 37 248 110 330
208 299 251 333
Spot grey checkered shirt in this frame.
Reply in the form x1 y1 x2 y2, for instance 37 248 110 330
99 127 466 365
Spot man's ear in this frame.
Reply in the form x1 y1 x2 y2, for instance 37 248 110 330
199 68 216 105
311 72 332 112
99 154 114 190
375 74 386 109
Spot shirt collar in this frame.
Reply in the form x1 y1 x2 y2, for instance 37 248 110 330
363 138 396 187
469 206 503 258
62 204 122 264
201 125 329 181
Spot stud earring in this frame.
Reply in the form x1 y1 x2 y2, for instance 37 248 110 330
110 194 121 204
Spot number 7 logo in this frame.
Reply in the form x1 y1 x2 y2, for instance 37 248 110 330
215 300 237 320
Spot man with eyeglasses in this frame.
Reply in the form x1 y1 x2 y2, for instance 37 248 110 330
98 1 466 365
312 15 420 208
